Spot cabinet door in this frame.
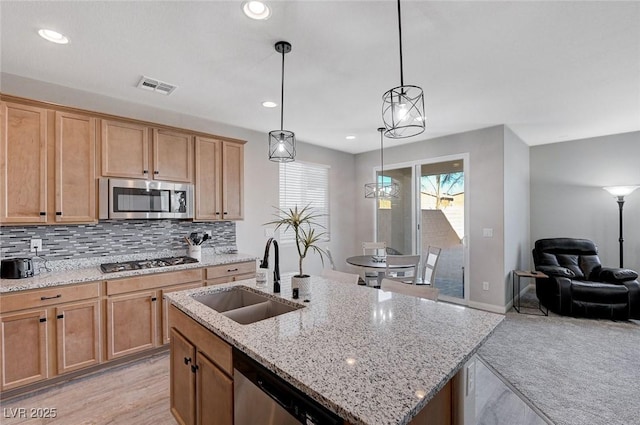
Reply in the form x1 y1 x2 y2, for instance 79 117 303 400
55 300 100 374
0 309 48 390
161 282 202 345
221 142 244 220
101 119 149 179
196 352 233 425
154 129 193 183
55 111 96 223
106 291 158 359
170 329 196 425
0 102 48 223
194 136 222 220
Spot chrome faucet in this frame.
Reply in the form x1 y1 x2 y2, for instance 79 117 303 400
260 237 281 293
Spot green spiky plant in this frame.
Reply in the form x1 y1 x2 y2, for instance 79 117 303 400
265 205 327 277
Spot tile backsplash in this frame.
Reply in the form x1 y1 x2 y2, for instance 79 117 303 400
0 220 236 261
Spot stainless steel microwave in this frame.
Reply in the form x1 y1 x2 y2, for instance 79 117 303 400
99 178 193 220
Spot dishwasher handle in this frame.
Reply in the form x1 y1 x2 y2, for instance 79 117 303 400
257 376 294 411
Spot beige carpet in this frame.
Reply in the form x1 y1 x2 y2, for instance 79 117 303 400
479 308 639 425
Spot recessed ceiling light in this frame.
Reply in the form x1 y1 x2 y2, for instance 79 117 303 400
38 29 69 44
346 135 356 140
242 1 271 20
262 101 277 108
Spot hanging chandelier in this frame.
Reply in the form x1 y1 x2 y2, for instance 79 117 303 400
268 41 295 162
364 128 400 199
382 0 426 139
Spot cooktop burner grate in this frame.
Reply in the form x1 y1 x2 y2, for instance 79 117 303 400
100 256 199 273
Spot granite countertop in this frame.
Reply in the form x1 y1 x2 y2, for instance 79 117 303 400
0 251 257 293
167 273 505 425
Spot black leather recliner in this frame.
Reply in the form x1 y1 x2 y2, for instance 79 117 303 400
532 238 640 320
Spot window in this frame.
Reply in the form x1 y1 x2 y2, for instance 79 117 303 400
279 161 330 243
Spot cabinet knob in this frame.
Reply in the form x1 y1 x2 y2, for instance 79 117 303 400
143 170 148 174
215 212 221 215
154 171 159 175
39 317 47 323
223 212 228 215
56 212 62 216
56 314 64 319
190 364 199 373
39 212 46 216
151 297 157 302
184 357 192 365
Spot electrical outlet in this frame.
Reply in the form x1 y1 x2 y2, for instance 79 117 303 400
482 281 489 291
30 238 43 253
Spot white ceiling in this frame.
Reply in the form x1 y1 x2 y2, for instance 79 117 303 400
1 1 639 154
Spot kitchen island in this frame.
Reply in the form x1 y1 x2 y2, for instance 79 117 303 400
166 274 504 425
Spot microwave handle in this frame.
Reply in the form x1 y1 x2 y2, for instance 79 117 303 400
98 179 109 220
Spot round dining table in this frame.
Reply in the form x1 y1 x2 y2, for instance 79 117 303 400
346 255 397 287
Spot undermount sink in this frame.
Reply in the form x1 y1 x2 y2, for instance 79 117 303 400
192 286 303 325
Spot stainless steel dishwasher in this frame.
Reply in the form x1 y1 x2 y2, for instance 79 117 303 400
233 348 342 425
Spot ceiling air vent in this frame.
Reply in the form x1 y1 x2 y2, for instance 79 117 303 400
137 76 177 95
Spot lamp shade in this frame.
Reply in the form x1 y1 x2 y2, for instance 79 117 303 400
603 186 639 198
268 130 295 162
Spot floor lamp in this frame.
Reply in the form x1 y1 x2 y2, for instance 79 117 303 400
603 185 639 268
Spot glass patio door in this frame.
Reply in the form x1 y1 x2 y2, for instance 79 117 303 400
418 159 466 300
375 156 467 303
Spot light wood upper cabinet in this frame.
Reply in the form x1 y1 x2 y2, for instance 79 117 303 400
101 120 193 183
154 129 193 183
55 111 96 222
101 119 150 179
0 101 97 225
195 137 244 221
0 102 48 223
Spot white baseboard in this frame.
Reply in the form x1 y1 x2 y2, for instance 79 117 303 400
467 300 508 314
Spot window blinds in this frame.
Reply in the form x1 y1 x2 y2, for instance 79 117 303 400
279 161 330 243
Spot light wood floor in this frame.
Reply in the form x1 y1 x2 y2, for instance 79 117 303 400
1 350 549 425
0 353 175 425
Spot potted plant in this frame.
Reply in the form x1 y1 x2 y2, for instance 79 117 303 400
266 205 327 294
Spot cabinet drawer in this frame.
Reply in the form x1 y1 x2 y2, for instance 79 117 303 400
107 269 203 295
205 261 254 280
0 282 100 313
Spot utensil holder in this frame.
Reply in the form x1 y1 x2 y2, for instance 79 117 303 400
188 245 202 262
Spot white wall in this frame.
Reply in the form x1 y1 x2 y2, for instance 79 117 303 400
1 73 357 277
530 131 640 273
354 126 510 311
503 126 530 305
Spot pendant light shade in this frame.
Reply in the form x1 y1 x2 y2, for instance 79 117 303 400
269 41 296 162
364 128 400 199
382 0 426 139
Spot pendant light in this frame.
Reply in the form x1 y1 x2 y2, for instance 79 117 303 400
365 128 400 199
382 0 426 139
269 41 296 162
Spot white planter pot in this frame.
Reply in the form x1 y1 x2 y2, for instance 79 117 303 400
292 275 311 296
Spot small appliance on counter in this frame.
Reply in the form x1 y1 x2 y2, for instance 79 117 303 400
1 258 35 279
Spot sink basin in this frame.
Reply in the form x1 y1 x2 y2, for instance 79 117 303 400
193 287 271 312
192 286 303 324
222 300 301 325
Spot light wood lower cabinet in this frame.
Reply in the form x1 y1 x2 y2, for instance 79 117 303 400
169 305 233 425
0 309 48 390
205 261 255 286
56 300 100 374
0 282 101 391
106 290 158 360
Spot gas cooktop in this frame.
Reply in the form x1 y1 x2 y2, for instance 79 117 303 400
100 256 199 273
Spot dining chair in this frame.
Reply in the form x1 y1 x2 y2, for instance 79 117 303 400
384 255 421 284
321 268 360 285
361 241 386 286
380 278 439 301
420 246 442 285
